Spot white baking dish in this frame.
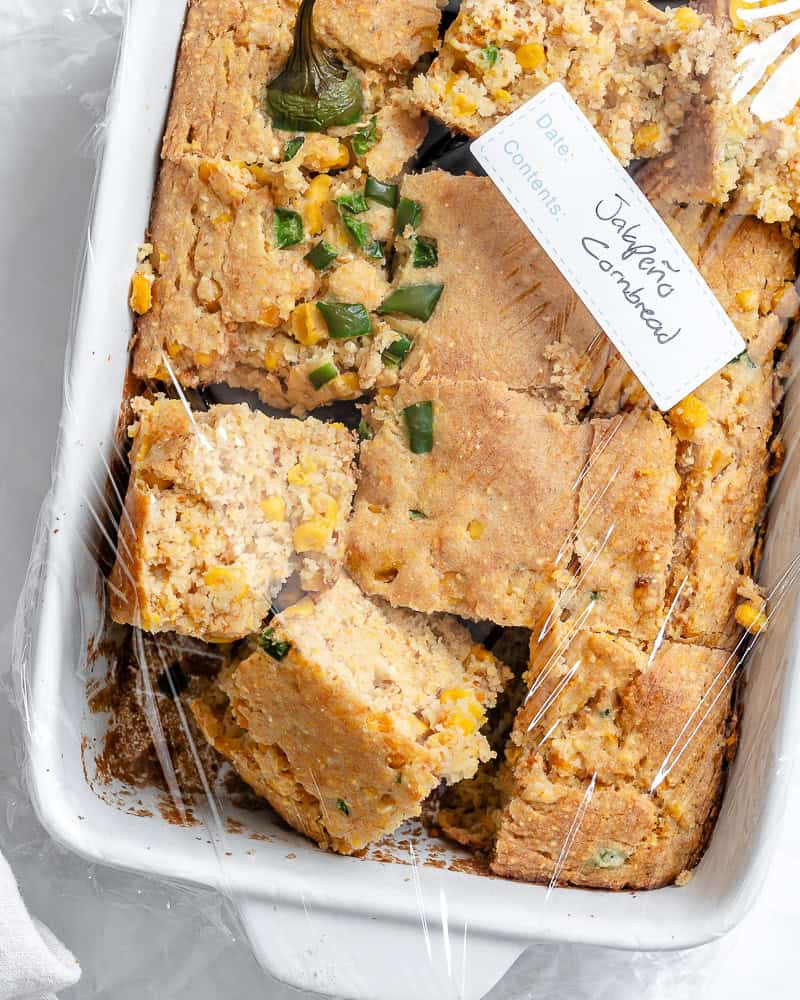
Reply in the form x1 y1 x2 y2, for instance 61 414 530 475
22 2 800 998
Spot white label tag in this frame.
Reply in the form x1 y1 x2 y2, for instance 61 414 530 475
471 83 745 411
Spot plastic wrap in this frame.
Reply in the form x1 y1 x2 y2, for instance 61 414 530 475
8 1 800 998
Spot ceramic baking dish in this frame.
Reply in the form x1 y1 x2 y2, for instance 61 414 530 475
22 2 800 998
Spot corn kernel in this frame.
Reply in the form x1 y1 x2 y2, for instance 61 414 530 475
304 139 350 172
305 175 332 235
198 161 218 182
451 93 477 116
312 493 339 524
129 274 152 315
204 565 249 601
260 496 286 521
735 602 768 634
449 710 479 736
515 43 546 70
259 304 280 327
444 73 459 96
212 212 232 226
287 458 317 486
333 371 360 396
294 517 334 551
441 688 471 704
282 597 315 619
166 341 182 358
195 352 214 367
189 533 202 548
668 394 709 440
494 88 512 103
467 519 485 540
673 7 702 30
264 345 283 371
247 163 271 185
633 123 662 153
736 288 759 311
290 302 327 346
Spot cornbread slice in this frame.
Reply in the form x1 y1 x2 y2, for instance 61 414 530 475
565 410 679 641
109 397 356 641
162 0 435 165
490 627 733 889
132 157 408 413
412 0 717 164
394 172 609 414
638 0 800 222
346 378 592 626
664 360 776 648
191 575 508 853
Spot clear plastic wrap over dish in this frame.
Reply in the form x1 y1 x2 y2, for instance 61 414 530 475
12 1 800 998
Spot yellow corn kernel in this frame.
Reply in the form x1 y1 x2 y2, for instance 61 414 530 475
198 161 218 182
166 341 182 358
494 88 512 103
129 274 152 315
515 43 546 70
212 211 232 226
735 602 768 634
260 496 286 521
441 687 471 705
304 174 332 235
263 345 282 371
304 140 350 172
290 302 327 346
333 371 360 396
195 352 213 367
189 533 202 549
736 288 759 311
673 7 702 30
204 565 249 601
467 519 485 540
451 93 477 116
259 304 280 327
247 163 271 185
312 493 338 524
633 123 662 153
287 458 317 486
444 73 459 96
668 394 709 440
448 710 480 736
293 517 333 551
278 598 313 622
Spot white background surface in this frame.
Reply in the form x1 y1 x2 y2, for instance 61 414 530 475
0 2 795 997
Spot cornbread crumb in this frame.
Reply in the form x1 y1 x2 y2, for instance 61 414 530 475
191 575 508 852
109 398 356 641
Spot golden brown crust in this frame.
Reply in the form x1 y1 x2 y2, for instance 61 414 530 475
397 172 608 413
347 378 592 626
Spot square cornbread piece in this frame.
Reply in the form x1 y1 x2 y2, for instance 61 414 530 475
346 378 592 626
392 171 609 415
162 0 435 168
412 0 717 164
637 0 800 222
564 410 679 642
132 157 412 413
490 626 733 889
109 397 356 642
191 575 508 853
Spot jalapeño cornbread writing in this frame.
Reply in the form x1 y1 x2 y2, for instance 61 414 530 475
190 575 508 854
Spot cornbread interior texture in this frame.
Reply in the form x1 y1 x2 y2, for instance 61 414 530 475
191 575 507 853
490 628 734 888
109 397 356 641
347 377 592 626
638 0 800 222
413 0 717 163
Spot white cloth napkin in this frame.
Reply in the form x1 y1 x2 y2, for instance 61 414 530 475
0 851 80 1000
